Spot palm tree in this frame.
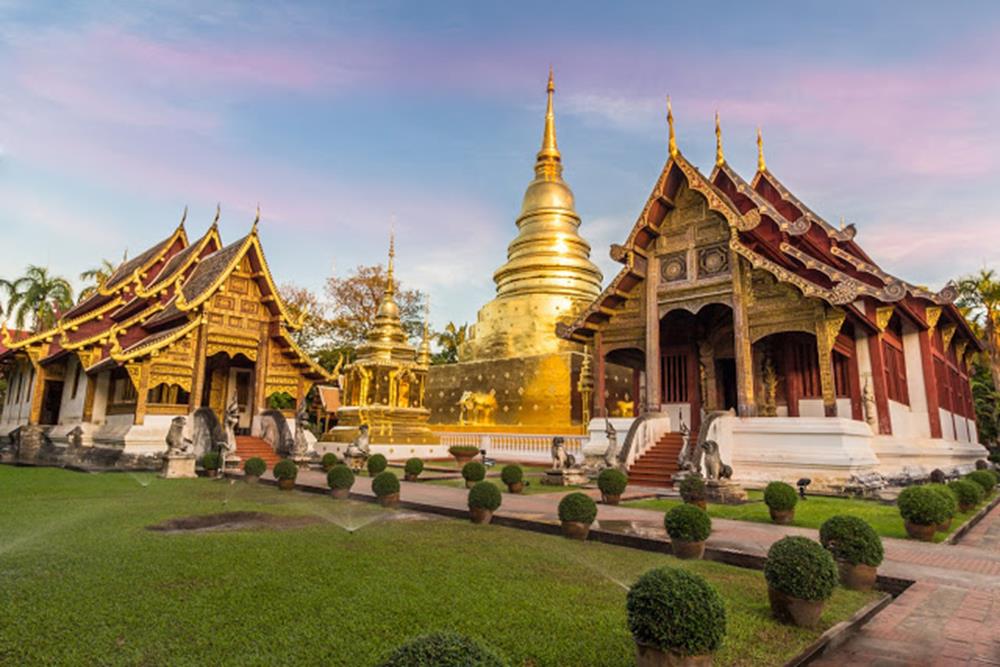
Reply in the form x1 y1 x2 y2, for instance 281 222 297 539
433 322 468 364
957 268 1000 390
78 259 117 301
4 266 75 333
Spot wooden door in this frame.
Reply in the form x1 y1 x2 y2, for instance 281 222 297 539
661 346 701 434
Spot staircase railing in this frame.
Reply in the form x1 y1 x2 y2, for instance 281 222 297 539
617 413 674 469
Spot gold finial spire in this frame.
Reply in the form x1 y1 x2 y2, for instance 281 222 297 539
756 127 766 172
535 67 562 179
385 228 396 296
715 111 725 166
253 203 260 229
212 203 221 227
179 206 188 229
667 96 678 158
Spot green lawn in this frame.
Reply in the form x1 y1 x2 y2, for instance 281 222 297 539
624 490 988 542
0 466 877 666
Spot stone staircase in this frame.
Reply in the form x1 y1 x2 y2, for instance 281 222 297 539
235 436 282 469
627 432 683 487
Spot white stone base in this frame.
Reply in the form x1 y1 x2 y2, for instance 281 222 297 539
314 441 451 462
161 455 197 479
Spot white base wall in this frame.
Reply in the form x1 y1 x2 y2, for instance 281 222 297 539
315 441 451 461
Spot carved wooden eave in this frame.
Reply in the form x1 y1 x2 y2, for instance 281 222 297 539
135 224 223 298
98 223 189 297
110 318 201 364
751 168 857 243
274 327 336 382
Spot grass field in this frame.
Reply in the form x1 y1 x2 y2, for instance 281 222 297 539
0 466 878 666
624 489 987 542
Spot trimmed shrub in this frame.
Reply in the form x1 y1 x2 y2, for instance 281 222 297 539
988 451 1000 464
378 632 506 667
243 457 266 477
273 459 298 481
948 479 984 508
929 468 947 484
558 492 597 524
819 515 884 567
966 470 997 495
664 504 712 543
678 475 706 503
372 471 400 498
626 567 726 656
404 457 424 476
367 453 388 476
897 485 952 526
321 452 339 470
201 451 221 471
468 481 502 511
597 468 628 496
448 445 480 457
928 483 957 519
327 464 355 491
500 464 523 486
764 536 838 602
462 461 486 483
763 481 798 511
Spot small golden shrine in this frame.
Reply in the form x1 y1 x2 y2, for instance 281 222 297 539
324 236 439 445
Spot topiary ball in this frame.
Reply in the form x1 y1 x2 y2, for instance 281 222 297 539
367 453 388 476
468 481 502 511
243 457 266 477
966 470 997 495
462 461 486 482
378 632 507 667
500 464 523 486
626 567 726 656
948 479 985 508
678 475 706 502
558 492 597 524
327 464 355 490
764 536 838 602
927 483 957 519
404 457 424 476
201 451 221 470
663 503 711 543
897 485 952 526
321 452 339 469
448 445 480 458
764 481 798 511
372 471 400 498
272 459 298 481
819 515 883 567
597 468 628 496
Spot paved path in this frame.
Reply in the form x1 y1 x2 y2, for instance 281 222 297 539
277 469 1000 666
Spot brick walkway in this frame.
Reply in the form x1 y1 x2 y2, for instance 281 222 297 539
276 469 1000 666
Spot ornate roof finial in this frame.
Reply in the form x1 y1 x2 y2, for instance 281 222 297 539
667 96 678 158
178 205 188 229
252 203 260 231
212 202 221 228
839 216 846 231
756 127 766 172
535 67 562 179
715 111 724 166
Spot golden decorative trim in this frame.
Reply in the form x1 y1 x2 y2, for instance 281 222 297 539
875 306 894 332
941 323 957 350
954 339 969 362
925 306 943 330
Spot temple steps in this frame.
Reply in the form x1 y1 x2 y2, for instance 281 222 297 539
626 432 684 488
235 436 282 469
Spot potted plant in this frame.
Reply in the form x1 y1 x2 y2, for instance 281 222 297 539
242 456 266 483
367 453 388 477
763 481 798 524
462 461 486 489
273 459 298 491
626 567 726 667
321 452 339 473
664 504 712 560
948 478 984 512
378 632 506 666
468 481 502 524
819 515 883 591
966 469 997 496
764 536 838 628
327 464 355 499
201 451 221 478
372 471 400 508
500 464 524 493
897 485 951 541
928 483 957 532
448 445 480 467
597 468 628 505
558 492 597 540
678 475 707 510
404 457 424 482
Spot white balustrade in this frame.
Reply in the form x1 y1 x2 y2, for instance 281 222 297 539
434 432 585 462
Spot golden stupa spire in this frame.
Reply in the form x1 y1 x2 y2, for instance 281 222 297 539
757 127 766 172
385 228 396 296
715 111 725 166
535 67 562 179
667 96 678 158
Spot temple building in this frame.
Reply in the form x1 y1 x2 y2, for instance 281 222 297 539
426 71 633 432
0 210 332 467
559 106 987 487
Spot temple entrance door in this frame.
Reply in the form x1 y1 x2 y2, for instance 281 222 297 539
717 358 738 411
228 368 253 433
661 345 701 434
40 380 64 425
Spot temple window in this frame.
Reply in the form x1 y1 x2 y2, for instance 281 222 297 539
147 383 190 406
832 352 851 398
110 367 137 406
882 339 909 405
790 337 821 398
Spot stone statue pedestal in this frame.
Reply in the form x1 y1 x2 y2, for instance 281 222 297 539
705 479 747 504
292 455 313 469
223 453 241 470
345 454 366 474
542 468 589 486
161 454 197 479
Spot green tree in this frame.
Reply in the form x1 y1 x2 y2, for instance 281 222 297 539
78 259 117 301
324 264 425 349
971 361 1000 445
433 321 468 364
3 266 75 332
957 268 1000 390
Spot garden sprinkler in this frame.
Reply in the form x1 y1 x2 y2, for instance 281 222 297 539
797 478 811 500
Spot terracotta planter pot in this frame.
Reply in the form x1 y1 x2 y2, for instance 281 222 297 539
904 520 937 542
322 464 334 473
836 561 877 591
602 493 621 505
465 479 478 489
453 453 477 467
378 493 400 508
330 487 350 500
635 642 713 667
561 521 590 540
469 507 493 524
507 481 524 494
277 478 296 491
684 498 707 510
768 586 825 628
404 473 419 482
769 508 795 525
244 474 259 484
671 540 706 560
959 502 975 513
205 469 220 478
937 518 952 532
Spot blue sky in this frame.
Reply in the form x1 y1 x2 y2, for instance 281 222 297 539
1 1 999 329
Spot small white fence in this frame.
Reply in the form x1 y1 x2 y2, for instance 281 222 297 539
435 432 586 463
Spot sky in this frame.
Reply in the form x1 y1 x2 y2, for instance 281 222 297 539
1 1 999 331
